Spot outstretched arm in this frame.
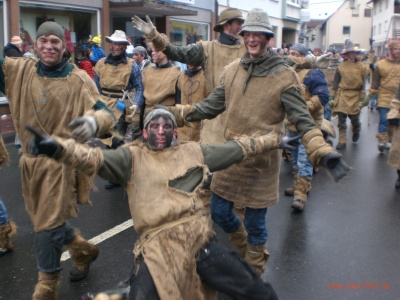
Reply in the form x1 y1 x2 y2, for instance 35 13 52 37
27 126 132 186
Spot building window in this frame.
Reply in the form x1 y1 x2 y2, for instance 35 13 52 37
289 0 300 4
373 25 376 36
364 8 371 17
379 23 381 34
386 0 389 9
343 26 351 35
169 19 209 47
379 1 382 12
385 20 388 32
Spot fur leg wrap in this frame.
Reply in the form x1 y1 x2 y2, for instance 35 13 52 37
0 219 17 250
245 243 270 276
32 271 60 300
228 223 248 257
66 230 99 271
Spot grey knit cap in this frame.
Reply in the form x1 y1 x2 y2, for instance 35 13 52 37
134 46 148 58
36 21 65 41
291 43 308 56
144 108 177 130
239 8 274 37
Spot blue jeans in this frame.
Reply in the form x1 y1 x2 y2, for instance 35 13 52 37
0 199 9 225
35 221 75 273
378 107 390 133
288 130 313 179
324 103 332 121
210 193 268 245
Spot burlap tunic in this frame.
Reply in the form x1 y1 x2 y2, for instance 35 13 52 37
142 65 180 113
95 57 135 120
200 40 247 145
373 59 400 108
55 140 217 299
211 59 301 209
332 61 365 115
2 57 113 231
177 70 208 142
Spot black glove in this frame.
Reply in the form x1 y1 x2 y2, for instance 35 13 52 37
26 126 61 157
320 152 350 182
388 118 400 127
279 135 301 151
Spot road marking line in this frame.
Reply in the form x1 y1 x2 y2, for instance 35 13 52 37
61 219 134 261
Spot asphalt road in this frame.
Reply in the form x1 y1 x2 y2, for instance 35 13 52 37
1 109 400 300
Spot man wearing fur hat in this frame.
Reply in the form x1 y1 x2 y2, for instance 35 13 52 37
331 39 368 149
364 40 400 152
94 30 144 190
28 108 282 300
283 43 330 212
0 21 115 299
160 8 349 275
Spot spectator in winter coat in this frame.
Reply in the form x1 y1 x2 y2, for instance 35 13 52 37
3 36 23 58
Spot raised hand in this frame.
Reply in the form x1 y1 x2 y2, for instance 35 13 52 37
131 15 156 38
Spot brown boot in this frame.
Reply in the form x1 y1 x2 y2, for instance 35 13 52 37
66 230 99 282
291 177 311 212
228 223 248 257
245 243 270 276
0 219 17 256
32 271 60 300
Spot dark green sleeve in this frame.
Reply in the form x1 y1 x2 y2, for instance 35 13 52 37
92 100 116 122
281 86 317 136
164 43 206 69
98 147 132 186
201 141 244 172
0 59 5 94
186 84 226 121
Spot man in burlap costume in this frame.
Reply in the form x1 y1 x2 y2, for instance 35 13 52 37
28 108 282 300
132 7 247 218
132 7 246 145
0 135 17 257
176 64 208 142
95 30 144 147
0 21 115 299
363 40 400 152
387 86 400 191
332 39 368 149
166 9 349 275
94 30 144 189
283 43 330 212
141 48 181 115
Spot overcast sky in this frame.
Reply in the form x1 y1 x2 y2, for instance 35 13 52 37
309 0 344 19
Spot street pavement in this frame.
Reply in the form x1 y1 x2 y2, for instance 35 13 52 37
1 109 400 300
